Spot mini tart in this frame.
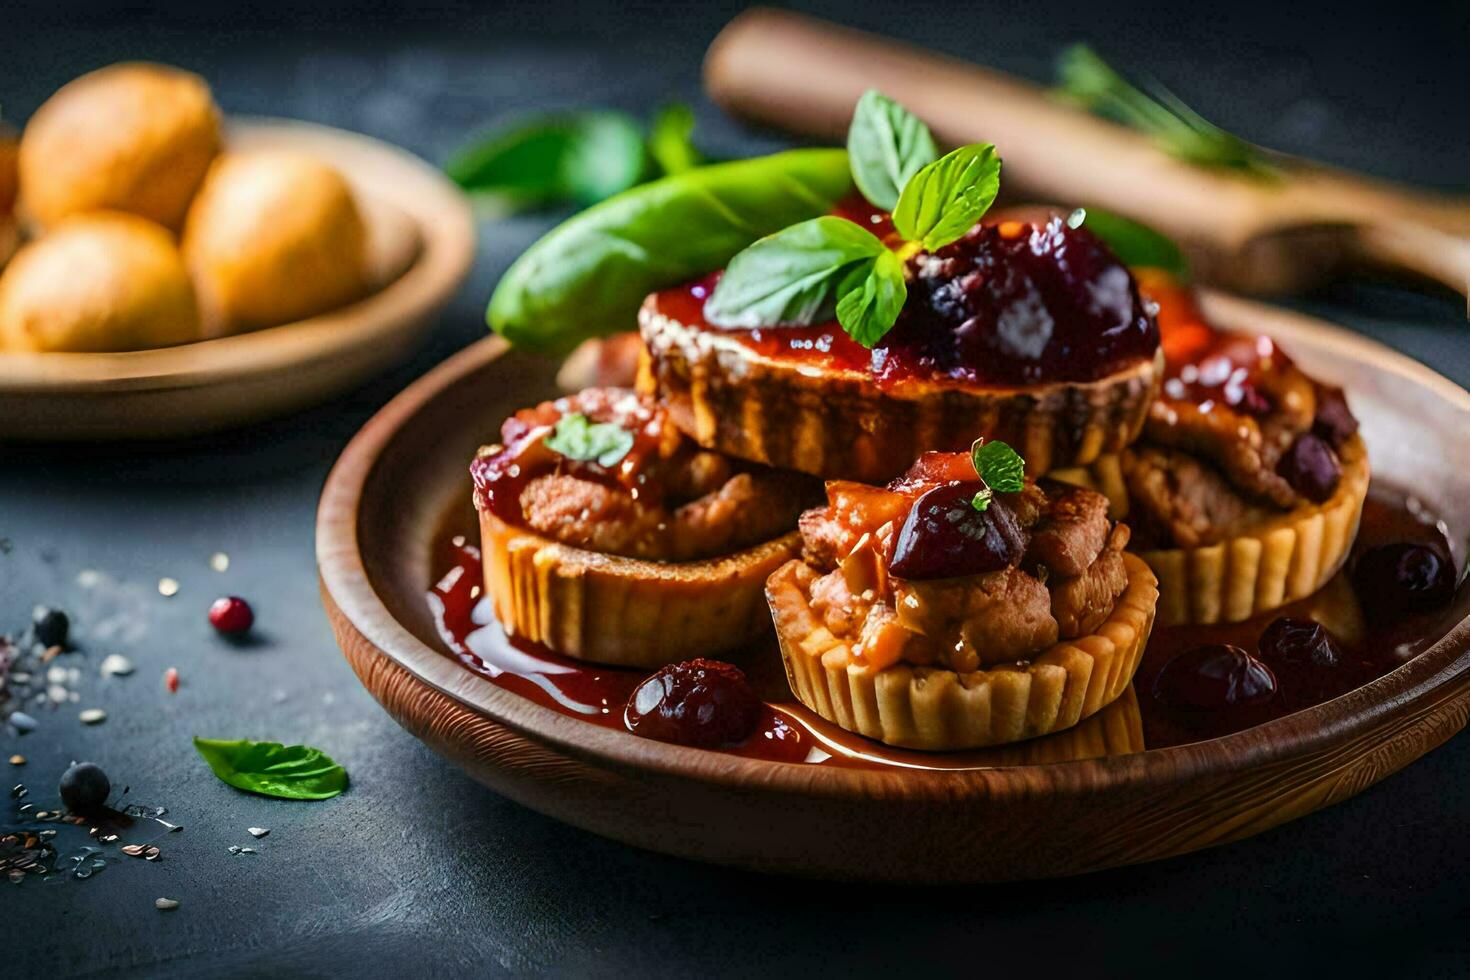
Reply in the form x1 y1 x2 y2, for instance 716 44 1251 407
767 450 1159 750
479 510 799 668
472 387 815 667
638 215 1163 482
1115 271 1371 626
1132 433 1368 627
769 554 1156 751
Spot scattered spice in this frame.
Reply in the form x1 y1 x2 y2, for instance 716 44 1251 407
164 668 180 693
155 897 180 910
78 709 107 725
208 597 254 635
157 578 180 597
210 552 230 572
99 654 134 677
247 826 269 838
8 756 23 766
8 712 37 734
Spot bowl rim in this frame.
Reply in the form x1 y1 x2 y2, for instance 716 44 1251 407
0 116 474 393
316 291 1470 798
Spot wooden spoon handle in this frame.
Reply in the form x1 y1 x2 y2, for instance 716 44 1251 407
1351 220 1470 298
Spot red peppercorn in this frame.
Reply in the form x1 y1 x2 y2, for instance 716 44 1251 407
208 596 254 634
164 667 180 693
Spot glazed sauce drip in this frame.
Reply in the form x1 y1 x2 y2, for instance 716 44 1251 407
430 484 1463 768
469 388 666 523
660 216 1158 388
1139 270 1287 416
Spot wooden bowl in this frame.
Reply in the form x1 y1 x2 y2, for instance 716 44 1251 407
0 118 474 440
317 295 1470 883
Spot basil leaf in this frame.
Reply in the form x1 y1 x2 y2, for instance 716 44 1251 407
972 439 1026 492
489 149 853 352
447 111 648 211
892 144 1001 251
193 737 348 801
648 103 703 176
1070 207 1190 280
971 487 993 512
847 90 937 211
705 216 886 328
1054 45 1276 180
544 413 635 467
835 249 907 347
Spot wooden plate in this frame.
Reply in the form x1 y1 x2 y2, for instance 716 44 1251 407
0 118 474 440
316 294 1470 883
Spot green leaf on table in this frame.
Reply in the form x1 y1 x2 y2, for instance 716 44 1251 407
193 737 348 801
544 413 635 468
846 90 938 211
891 143 1001 250
446 110 648 211
647 103 704 176
705 215 887 328
1070 207 1190 279
835 249 907 347
972 438 1025 494
1054 45 1277 180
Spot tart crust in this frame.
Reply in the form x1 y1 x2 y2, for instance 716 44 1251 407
766 553 1158 751
1131 434 1369 626
480 509 800 668
639 296 1164 482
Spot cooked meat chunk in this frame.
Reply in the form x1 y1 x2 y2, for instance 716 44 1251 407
1050 540 1129 638
520 469 813 562
1146 360 1317 508
1122 445 1270 549
894 568 1059 667
519 474 667 557
799 506 849 570
1028 483 1111 576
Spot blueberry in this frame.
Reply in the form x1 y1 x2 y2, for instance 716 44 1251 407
1277 433 1340 503
32 607 69 648
59 761 110 814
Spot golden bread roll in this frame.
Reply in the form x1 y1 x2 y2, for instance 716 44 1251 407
183 150 370 334
19 62 220 230
0 212 201 352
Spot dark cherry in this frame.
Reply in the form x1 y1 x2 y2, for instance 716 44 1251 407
889 216 1159 386
1257 616 1350 704
1312 386 1358 448
1352 543 1456 624
208 596 254 635
624 659 761 747
888 481 1026 580
59 761 110 814
1277 433 1340 503
32 607 69 648
1152 644 1277 711
1258 617 1342 670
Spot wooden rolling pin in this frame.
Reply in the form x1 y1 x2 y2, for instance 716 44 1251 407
706 8 1470 299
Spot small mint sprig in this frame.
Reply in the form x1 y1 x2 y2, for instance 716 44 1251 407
706 92 1002 348
970 438 1026 512
544 413 635 468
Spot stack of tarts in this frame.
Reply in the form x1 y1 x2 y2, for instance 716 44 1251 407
469 93 1374 755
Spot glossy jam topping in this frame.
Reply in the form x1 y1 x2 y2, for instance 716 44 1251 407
657 217 1158 388
624 659 763 747
470 388 666 523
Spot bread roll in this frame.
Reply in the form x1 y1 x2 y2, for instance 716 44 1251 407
19 62 220 231
0 212 201 352
183 150 369 334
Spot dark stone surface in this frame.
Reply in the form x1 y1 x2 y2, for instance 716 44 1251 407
2 4 1467 977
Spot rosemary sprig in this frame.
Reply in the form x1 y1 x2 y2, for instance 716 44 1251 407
1054 45 1277 180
